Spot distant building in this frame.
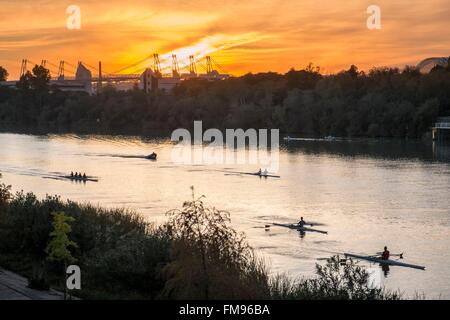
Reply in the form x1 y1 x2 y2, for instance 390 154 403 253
50 62 93 94
0 62 93 95
0 80 17 89
2 56 232 95
50 78 93 94
432 117 450 141
198 70 231 81
93 80 139 93
75 63 91 81
139 68 181 93
416 57 449 73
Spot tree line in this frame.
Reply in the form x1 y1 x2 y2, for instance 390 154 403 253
1 60 450 138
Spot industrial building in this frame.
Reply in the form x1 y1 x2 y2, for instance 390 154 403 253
0 60 93 94
0 54 230 95
416 57 449 73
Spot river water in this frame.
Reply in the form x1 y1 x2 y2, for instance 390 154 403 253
1 133 450 299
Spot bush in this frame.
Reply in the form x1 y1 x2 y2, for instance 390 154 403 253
160 187 270 299
0 190 170 298
269 256 400 300
0 181 11 211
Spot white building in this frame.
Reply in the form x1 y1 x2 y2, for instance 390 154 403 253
416 57 449 73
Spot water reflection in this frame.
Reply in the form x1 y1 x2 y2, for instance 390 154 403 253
1 133 450 298
283 139 450 162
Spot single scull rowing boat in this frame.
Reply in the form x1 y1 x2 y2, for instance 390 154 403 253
272 223 328 234
226 171 281 178
344 253 425 270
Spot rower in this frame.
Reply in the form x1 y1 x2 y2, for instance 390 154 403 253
70 172 74 177
257 168 262 175
298 217 306 228
381 246 390 260
262 169 268 176
74 172 78 178
82 173 87 179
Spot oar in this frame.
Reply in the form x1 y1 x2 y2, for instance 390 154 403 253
306 221 327 226
265 223 307 228
375 252 404 259
265 222 321 228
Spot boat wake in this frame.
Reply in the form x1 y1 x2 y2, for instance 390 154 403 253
0 166 47 178
92 153 151 159
0 166 99 183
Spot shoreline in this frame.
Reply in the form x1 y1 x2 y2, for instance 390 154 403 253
0 128 439 143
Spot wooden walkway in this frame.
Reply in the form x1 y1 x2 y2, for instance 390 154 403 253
0 268 64 300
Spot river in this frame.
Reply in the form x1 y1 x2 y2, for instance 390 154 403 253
1 133 450 299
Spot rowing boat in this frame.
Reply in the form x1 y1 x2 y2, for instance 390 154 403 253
272 223 328 234
344 253 425 270
61 175 99 182
146 153 157 160
226 171 281 178
249 172 280 178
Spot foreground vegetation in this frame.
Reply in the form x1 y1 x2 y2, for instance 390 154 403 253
1 61 450 138
0 181 399 300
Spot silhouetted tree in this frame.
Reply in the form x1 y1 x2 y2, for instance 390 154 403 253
402 65 421 76
346 65 360 79
31 65 51 92
285 63 322 90
17 71 34 91
0 66 8 81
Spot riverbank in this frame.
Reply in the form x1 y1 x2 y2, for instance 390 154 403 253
0 268 64 300
0 182 399 300
0 127 438 143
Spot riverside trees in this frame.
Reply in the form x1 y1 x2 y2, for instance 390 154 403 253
1 62 449 138
0 66 8 81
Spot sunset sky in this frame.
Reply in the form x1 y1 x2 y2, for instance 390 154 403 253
0 0 449 79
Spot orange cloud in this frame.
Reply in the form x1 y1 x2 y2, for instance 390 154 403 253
0 0 449 79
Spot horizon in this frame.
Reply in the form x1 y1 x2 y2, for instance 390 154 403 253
1 0 449 79
2 58 448 82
